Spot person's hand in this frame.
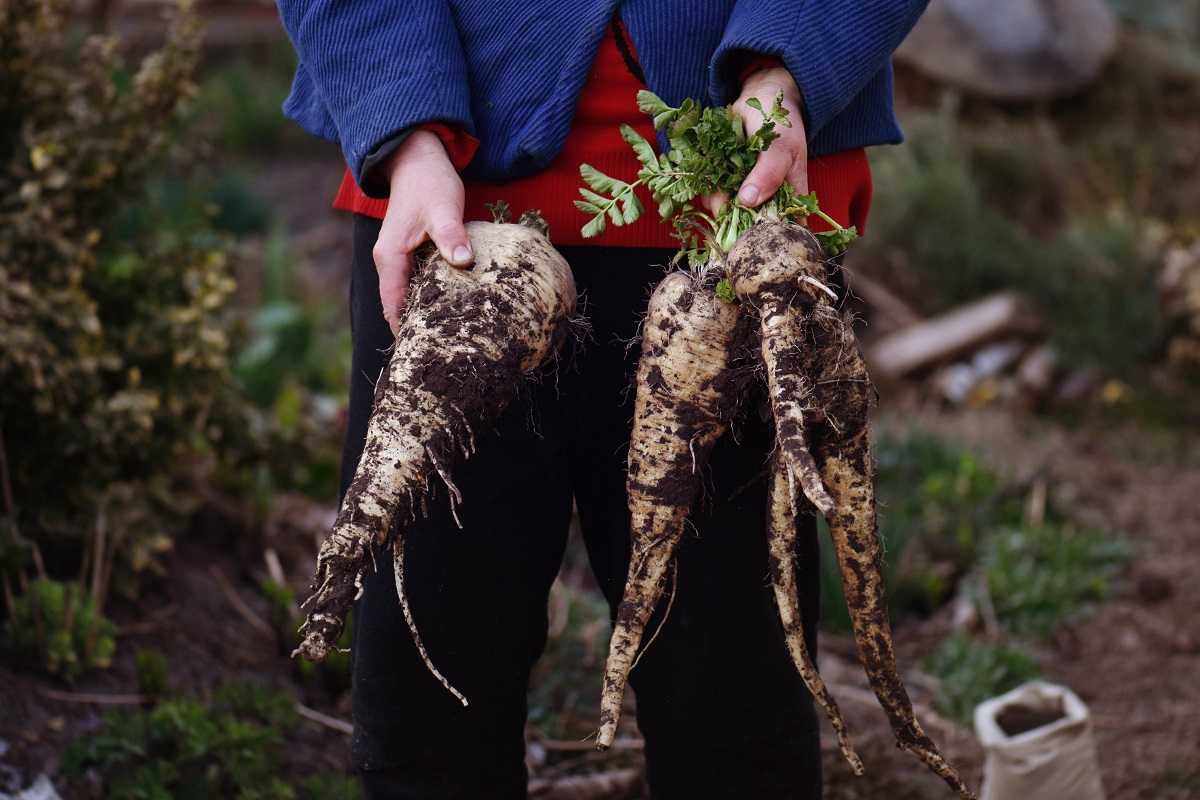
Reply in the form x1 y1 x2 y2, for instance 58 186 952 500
374 129 473 335
704 66 808 215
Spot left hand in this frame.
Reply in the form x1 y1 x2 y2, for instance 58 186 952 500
704 66 808 214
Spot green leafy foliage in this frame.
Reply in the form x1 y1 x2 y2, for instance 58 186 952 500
229 226 350 506
983 524 1134 638
1 578 116 682
577 89 856 271
862 89 1178 374
0 0 256 595
136 648 172 698
63 683 360 799
923 634 1042 726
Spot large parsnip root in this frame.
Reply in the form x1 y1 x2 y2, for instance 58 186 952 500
296 218 577 688
766 448 863 775
729 220 974 800
596 269 747 750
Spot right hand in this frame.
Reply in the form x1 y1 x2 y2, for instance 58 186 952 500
373 129 473 335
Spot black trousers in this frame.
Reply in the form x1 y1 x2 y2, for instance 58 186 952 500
342 214 823 799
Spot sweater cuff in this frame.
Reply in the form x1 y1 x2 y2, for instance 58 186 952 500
738 54 783 85
359 123 481 199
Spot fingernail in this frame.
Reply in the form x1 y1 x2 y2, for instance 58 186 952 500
452 245 473 264
739 185 759 206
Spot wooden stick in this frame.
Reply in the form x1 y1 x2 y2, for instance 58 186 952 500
37 687 149 705
294 703 353 735
209 565 275 639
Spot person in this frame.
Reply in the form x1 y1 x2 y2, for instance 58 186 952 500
274 3 929 798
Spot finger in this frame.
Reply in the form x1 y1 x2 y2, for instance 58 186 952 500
701 188 730 216
374 243 414 337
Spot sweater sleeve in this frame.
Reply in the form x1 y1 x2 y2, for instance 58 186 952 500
275 0 474 186
711 1 929 144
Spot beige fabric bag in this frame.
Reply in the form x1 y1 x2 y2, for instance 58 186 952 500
974 681 1106 800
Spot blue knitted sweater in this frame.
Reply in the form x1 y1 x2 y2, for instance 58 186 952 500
277 0 928 186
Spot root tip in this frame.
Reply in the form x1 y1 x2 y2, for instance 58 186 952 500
595 722 617 752
293 636 331 664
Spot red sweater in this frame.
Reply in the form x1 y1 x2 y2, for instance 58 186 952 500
333 22 871 248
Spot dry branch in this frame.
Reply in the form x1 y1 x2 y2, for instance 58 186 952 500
868 292 1041 379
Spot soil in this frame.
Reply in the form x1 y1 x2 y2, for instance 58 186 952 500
3 157 1199 800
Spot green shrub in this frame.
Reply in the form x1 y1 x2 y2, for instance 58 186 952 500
863 110 1165 373
63 682 360 799
0 0 255 599
983 523 1133 638
1 578 116 682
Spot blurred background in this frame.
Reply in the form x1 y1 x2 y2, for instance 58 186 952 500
1 1 1197 798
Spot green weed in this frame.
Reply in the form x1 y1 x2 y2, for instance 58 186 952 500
63 682 360 800
924 634 1043 726
983 524 1133 638
1 578 116 682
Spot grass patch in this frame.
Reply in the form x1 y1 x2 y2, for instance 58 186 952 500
983 524 1133 639
923 634 1043 727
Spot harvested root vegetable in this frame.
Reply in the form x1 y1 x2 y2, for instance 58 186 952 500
295 214 577 704
597 269 748 749
766 448 863 776
729 220 974 800
581 89 975 798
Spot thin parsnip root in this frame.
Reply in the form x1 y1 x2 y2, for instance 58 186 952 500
766 448 863 776
596 269 748 750
727 222 837 518
729 220 974 800
295 218 577 697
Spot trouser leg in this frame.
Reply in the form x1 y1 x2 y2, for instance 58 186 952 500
339 226 823 798
342 215 575 800
559 244 823 800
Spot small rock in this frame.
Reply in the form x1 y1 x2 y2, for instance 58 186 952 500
1171 633 1199 655
1135 572 1174 605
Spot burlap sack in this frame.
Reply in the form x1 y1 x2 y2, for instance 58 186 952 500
974 681 1105 800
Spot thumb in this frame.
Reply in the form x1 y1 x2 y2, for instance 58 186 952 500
428 211 473 268
739 146 807 207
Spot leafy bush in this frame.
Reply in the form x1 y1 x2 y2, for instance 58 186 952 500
983 523 1133 638
63 682 361 799
0 1 254 593
1 578 117 682
924 633 1042 726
